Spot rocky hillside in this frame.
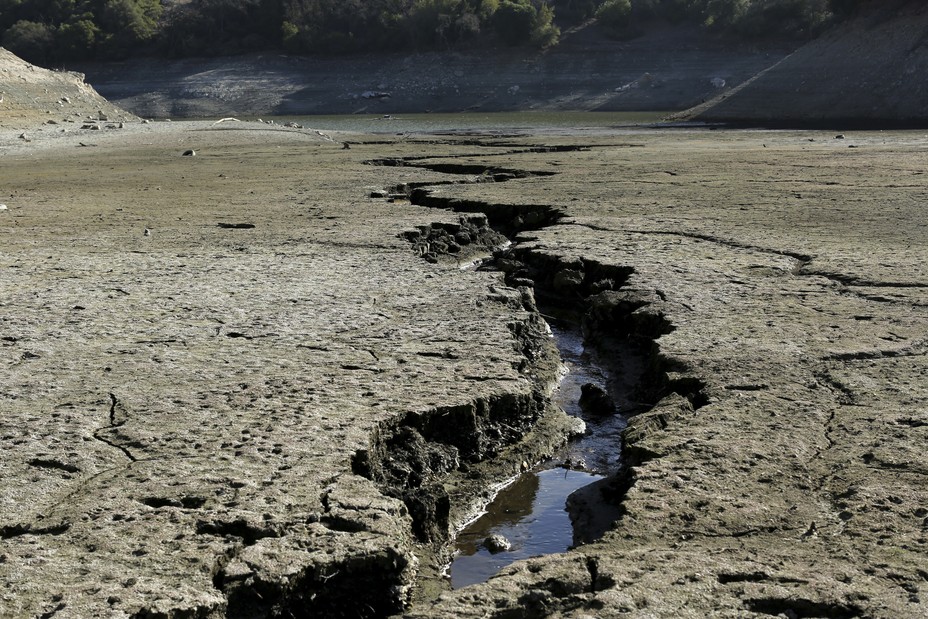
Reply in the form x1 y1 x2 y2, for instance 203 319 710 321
0 47 136 131
688 0 928 126
74 24 793 118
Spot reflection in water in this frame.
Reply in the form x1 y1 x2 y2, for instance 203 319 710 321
450 318 646 588
550 321 645 475
450 468 603 589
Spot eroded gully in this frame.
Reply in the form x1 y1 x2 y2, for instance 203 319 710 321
358 146 708 607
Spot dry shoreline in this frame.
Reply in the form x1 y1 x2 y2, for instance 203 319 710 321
71 22 793 120
2 120 927 618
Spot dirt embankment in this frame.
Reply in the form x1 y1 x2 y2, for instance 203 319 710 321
72 24 792 119
688 0 928 126
0 48 136 131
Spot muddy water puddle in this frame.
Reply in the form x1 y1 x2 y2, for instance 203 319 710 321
450 468 603 588
449 319 644 587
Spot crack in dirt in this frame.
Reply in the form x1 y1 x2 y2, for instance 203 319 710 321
823 339 928 361
385 149 720 604
91 393 137 462
744 596 865 618
626 228 813 267
0 521 72 540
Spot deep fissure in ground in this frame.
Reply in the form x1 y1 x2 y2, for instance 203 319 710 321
341 149 711 612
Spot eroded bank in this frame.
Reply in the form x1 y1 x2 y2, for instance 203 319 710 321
391 130 928 618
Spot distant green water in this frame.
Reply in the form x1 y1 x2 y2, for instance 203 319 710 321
273 111 667 135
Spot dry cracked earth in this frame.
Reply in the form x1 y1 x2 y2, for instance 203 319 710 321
1 121 926 618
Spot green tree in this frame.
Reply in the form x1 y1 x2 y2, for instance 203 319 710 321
553 0 597 24
478 0 499 18
0 0 25 32
56 17 99 59
530 1 558 47
281 19 300 51
97 0 161 56
494 0 535 44
595 0 632 37
703 0 748 28
3 19 54 63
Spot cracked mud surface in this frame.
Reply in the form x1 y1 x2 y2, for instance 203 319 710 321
396 131 928 617
2 123 927 618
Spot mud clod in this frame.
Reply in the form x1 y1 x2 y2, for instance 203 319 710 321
578 383 615 416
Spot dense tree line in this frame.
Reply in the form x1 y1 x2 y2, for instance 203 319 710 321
0 0 867 65
596 0 867 39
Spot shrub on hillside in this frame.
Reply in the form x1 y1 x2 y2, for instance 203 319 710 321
409 0 482 48
494 0 558 47
737 0 830 39
595 0 632 37
3 20 54 64
494 0 536 43
56 19 100 59
531 2 559 46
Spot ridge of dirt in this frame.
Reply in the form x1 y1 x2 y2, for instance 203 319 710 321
0 47 137 131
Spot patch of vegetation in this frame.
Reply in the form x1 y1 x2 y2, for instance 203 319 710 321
0 0 864 64
608 0 857 41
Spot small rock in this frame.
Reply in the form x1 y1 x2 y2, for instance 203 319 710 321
143 228 151 237
563 456 587 470
567 416 587 437
552 268 584 295
370 190 388 199
0 204 7 211
484 534 511 553
579 383 615 416
495 258 524 273
182 150 196 157
835 134 845 139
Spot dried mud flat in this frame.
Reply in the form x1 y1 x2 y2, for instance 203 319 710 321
1 121 927 619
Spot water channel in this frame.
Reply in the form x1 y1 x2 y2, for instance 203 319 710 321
448 317 646 587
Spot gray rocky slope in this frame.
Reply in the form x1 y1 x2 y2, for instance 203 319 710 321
689 0 928 126
73 24 791 119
